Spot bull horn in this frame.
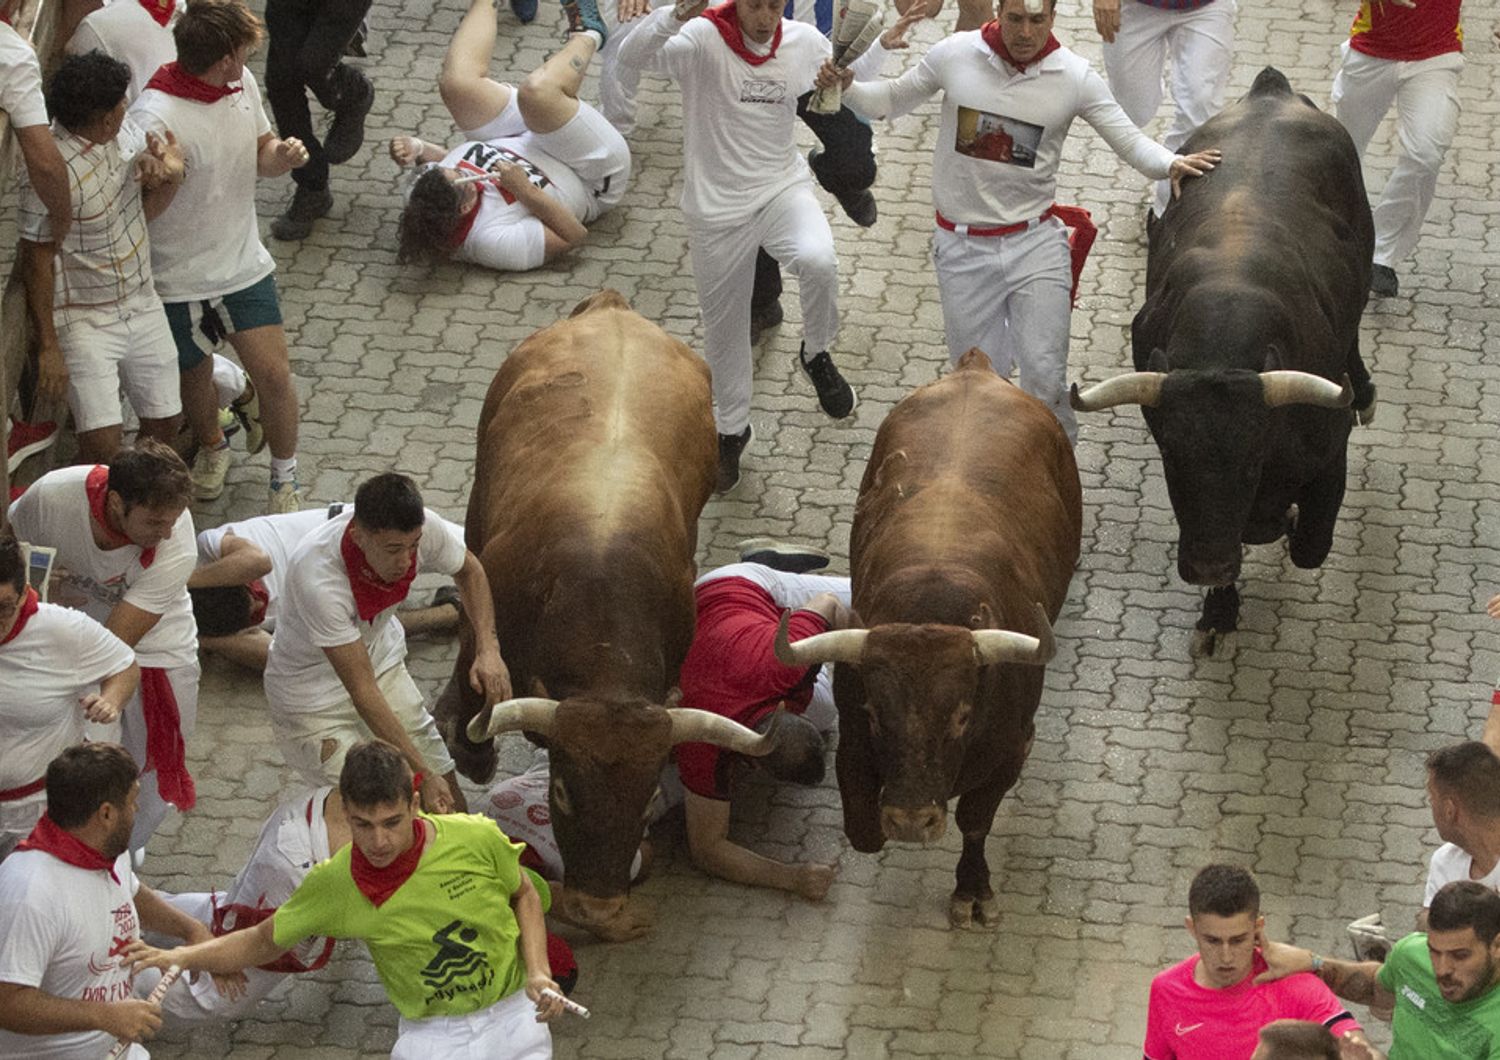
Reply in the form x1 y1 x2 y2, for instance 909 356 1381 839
667 708 773 757
1260 371 1352 409
772 609 868 668
1069 373 1166 412
972 603 1056 666
466 697 561 743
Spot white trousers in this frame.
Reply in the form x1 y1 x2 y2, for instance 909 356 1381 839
689 184 840 435
393 988 552 1060
933 219 1076 444
1102 0 1236 216
121 660 202 853
156 892 293 1020
598 0 671 136
1332 43 1462 269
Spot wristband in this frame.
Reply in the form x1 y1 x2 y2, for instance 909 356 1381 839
1310 952 1324 973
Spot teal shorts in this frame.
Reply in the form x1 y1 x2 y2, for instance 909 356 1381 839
164 272 283 371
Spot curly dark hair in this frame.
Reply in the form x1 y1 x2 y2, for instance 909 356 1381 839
46 50 130 132
397 169 464 265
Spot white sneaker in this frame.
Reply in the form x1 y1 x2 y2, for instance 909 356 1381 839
268 479 301 514
191 444 231 501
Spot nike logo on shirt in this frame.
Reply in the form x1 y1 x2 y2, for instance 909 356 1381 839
1175 1022 1204 1035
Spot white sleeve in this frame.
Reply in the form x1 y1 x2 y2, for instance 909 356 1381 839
421 511 469 578
121 514 196 617
615 6 701 80
459 217 547 272
1077 64 1175 180
64 19 105 58
245 70 273 140
69 610 138 685
1424 846 1453 907
126 94 170 140
0 880 60 988
841 46 943 121
0 30 49 128
7 485 43 544
848 39 888 81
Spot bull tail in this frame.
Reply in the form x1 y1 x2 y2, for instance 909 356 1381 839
1248 67 1292 97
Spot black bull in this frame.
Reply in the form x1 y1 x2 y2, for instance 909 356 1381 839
1071 67 1374 656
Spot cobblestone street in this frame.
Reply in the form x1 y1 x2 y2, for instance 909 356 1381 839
100 0 1500 1054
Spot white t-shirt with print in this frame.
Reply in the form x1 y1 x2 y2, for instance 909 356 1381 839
264 508 467 713
0 22 48 127
0 605 135 841
127 67 275 302
9 465 198 669
197 508 336 633
66 0 178 104
0 849 140 1060
442 139 590 273
1424 842 1500 906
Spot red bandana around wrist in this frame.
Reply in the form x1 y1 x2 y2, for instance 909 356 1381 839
340 524 418 622
143 61 242 103
703 1 782 66
15 814 121 882
1 586 39 645
979 22 1060 72
137 0 176 26
85 465 156 568
350 819 428 907
139 666 196 811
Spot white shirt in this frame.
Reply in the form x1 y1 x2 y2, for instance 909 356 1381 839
264 508 467 713
0 605 135 839
66 0 178 104
441 139 590 273
16 119 158 321
1424 842 1500 906
0 22 48 127
127 67 275 302
0 849 140 1060
197 508 338 633
843 34 1176 226
619 11 883 226
9 465 198 669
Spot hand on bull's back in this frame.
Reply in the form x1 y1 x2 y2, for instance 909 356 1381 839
1169 149 1222 199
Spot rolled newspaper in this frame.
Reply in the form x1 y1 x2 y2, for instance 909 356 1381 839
105 964 180 1060
541 987 591 1019
808 0 884 114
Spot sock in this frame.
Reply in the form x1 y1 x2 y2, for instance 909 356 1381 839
270 456 297 484
580 28 603 48
800 345 820 366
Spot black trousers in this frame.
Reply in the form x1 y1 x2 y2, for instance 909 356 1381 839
264 0 372 191
753 93 877 313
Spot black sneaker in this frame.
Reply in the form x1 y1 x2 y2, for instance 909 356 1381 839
799 345 856 419
835 188 877 228
563 0 607 41
736 537 830 573
269 185 334 241
323 69 374 165
750 300 783 345
716 425 752 494
1370 264 1398 298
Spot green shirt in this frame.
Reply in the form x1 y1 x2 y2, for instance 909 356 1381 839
272 813 548 1020
1379 933 1500 1059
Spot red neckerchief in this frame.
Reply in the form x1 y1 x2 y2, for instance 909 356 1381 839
139 667 196 811
349 819 428 907
85 465 156 568
15 814 121 883
143 61 242 103
979 23 1060 73
447 164 487 248
703 1 782 66
137 0 175 26
247 578 270 626
0 586 39 645
340 524 418 622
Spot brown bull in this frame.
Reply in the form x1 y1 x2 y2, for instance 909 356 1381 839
434 290 780 941
777 350 1082 927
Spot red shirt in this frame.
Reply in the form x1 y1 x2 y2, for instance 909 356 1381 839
674 577 828 799
1349 0 1462 61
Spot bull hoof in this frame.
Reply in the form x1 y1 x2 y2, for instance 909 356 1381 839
975 895 1001 927
948 895 1000 930
1190 628 1236 659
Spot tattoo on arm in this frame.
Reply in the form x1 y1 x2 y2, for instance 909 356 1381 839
1319 959 1379 1004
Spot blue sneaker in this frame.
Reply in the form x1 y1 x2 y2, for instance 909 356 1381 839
511 0 538 21
562 0 606 41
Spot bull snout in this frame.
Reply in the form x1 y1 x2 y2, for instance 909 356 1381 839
553 889 652 942
881 803 947 845
1178 552 1240 587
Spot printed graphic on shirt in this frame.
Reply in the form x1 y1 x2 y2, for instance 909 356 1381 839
420 919 493 1001
457 142 551 205
955 106 1043 168
84 901 139 1000
50 565 127 611
740 78 787 105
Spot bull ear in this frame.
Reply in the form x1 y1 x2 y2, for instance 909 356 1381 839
969 601 995 630
529 677 551 698
1263 343 1285 371
664 687 683 709
872 449 908 492
1146 348 1171 372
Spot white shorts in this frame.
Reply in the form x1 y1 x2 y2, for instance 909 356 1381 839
393 988 551 1060
269 664 457 784
464 95 631 220
56 295 181 432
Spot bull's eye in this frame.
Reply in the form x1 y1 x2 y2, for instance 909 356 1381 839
551 776 573 816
